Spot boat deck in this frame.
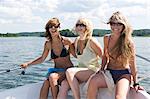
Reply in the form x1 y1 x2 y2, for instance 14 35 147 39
48 96 74 99
0 82 150 99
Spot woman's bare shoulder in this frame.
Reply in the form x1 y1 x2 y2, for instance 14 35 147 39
45 40 51 49
62 36 71 41
89 37 99 44
61 36 73 45
89 37 102 50
104 34 111 42
104 34 110 39
129 39 135 49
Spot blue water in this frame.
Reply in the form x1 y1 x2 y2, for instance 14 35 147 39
0 37 150 92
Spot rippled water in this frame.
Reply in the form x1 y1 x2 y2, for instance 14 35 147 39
0 37 150 92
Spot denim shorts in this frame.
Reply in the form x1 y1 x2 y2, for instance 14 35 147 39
46 68 66 78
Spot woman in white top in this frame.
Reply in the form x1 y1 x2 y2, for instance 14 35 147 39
66 18 103 99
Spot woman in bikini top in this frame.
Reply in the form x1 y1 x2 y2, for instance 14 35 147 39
51 37 69 59
87 11 143 99
20 18 75 99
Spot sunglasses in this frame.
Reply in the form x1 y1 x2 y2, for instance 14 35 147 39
110 22 123 26
49 25 60 29
76 23 86 27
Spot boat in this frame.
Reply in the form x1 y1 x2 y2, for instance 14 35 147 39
0 81 150 99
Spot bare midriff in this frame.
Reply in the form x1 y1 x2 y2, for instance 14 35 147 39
54 55 73 69
107 57 130 70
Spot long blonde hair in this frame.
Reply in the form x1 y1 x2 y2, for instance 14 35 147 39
108 11 133 63
75 18 93 39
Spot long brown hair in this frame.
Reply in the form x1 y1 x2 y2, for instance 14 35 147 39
108 11 133 63
45 18 60 40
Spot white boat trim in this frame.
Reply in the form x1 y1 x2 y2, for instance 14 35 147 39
0 81 150 99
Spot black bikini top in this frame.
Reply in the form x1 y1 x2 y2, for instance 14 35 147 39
51 38 69 59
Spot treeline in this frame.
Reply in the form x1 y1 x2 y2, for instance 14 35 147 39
133 29 150 36
0 29 150 37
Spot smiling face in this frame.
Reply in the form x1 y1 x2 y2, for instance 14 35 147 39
107 12 126 35
48 24 60 37
75 22 86 34
74 18 93 39
45 18 60 38
110 22 124 35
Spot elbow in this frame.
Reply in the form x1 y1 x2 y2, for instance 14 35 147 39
40 57 45 63
131 70 138 77
97 52 103 58
100 50 104 58
41 59 44 63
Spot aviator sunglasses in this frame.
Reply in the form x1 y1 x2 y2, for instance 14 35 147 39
49 25 60 29
110 22 123 26
76 23 86 27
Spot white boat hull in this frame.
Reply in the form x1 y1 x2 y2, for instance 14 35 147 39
0 81 149 99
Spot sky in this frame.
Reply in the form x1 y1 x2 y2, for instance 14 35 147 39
0 0 150 33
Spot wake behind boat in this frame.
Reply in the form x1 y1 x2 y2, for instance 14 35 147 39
0 81 150 99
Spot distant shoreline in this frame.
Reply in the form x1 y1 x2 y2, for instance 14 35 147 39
0 29 150 37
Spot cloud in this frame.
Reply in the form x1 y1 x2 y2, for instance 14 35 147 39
57 0 106 12
107 0 147 7
0 0 59 24
0 0 149 33
34 0 59 12
0 19 12 24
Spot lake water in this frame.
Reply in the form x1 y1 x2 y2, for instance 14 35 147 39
0 37 150 92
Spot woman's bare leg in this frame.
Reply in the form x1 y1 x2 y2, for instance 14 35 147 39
39 80 50 99
66 68 94 99
57 79 70 99
49 73 59 99
87 72 107 99
115 74 131 99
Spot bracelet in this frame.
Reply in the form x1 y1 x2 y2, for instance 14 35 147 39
133 83 139 87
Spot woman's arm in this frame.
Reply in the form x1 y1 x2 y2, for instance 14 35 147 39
62 37 77 58
69 43 77 58
20 41 50 68
90 37 103 58
101 36 109 70
128 42 144 90
129 42 138 84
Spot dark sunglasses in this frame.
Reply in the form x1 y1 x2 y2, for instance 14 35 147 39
76 23 86 27
110 22 123 26
49 25 60 29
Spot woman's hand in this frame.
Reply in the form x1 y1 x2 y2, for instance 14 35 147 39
100 63 107 71
100 66 105 71
133 83 144 92
79 32 86 40
20 63 29 69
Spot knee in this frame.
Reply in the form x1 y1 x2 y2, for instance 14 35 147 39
43 80 50 87
49 73 59 85
60 80 69 91
49 73 59 80
115 94 126 99
90 75 98 84
89 76 97 88
66 68 75 77
61 80 68 86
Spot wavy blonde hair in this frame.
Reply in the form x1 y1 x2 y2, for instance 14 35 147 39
108 11 133 63
75 18 93 39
